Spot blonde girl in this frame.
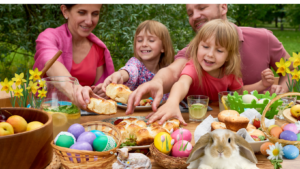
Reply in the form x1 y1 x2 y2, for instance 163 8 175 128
99 20 174 101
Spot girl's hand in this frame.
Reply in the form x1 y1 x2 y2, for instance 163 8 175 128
261 68 275 88
101 72 123 92
91 84 109 99
146 101 187 126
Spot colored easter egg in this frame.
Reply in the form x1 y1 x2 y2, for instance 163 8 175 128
280 130 298 141
242 94 258 104
90 130 105 137
77 132 96 145
297 133 300 141
260 142 275 156
54 131 76 148
171 140 193 157
283 145 299 159
93 135 116 152
68 123 85 139
69 141 93 162
270 127 283 139
283 124 298 134
268 125 279 133
154 132 173 154
171 128 192 144
281 123 289 130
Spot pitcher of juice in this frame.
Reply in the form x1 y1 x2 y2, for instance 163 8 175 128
40 76 81 138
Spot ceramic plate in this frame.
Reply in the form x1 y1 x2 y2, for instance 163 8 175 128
117 98 164 111
283 108 297 123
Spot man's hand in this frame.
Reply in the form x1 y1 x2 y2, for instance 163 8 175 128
261 68 275 88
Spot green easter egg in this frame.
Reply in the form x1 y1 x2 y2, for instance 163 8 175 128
93 135 116 152
297 133 300 141
54 131 76 148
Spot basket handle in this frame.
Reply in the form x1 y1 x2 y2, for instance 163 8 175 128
261 92 300 132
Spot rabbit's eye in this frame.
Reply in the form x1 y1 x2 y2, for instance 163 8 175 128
228 138 231 143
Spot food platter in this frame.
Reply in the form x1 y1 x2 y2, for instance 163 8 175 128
283 108 297 123
117 102 154 111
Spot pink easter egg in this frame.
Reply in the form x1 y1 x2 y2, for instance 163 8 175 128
171 140 192 157
283 124 298 134
171 128 192 144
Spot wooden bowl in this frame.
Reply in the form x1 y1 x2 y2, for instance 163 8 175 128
0 107 53 169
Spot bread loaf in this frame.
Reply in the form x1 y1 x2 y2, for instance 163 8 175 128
87 98 117 115
218 110 240 122
150 119 180 133
106 83 132 104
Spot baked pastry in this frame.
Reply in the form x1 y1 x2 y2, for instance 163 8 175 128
211 122 226 131
87 98 117 115
218 110 240 122
150 119 180 133
246 123 256 132
116 118 147 142
224 116 249 132
247 129 266 138
106 83 132 104
135 126 168 145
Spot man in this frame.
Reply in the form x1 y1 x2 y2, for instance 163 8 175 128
127 4 291 124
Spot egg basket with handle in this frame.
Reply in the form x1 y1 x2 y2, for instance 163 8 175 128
227 90 283 119
51 121 121 169
149 143 188 169
261 92 300 151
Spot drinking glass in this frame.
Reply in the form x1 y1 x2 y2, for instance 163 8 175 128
40 76 81 138
187 95 209 122
277 94 297 116
218 91 234 112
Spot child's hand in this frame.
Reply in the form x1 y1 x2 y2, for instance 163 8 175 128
261 68 275 88
102 72 123 92
91 84 109 99
146 101 187 126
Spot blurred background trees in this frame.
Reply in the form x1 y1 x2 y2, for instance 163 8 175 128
0 4 299 81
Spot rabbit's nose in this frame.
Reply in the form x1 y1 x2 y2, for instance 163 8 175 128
217 150 224 153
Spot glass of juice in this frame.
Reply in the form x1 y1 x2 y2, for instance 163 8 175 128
187 95 209 122
218 91 234 112
40 76 81 138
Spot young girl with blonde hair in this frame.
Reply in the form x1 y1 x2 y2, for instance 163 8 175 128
98 20 174 101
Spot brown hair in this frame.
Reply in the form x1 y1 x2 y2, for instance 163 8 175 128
133 20 174 69
187 19 241 84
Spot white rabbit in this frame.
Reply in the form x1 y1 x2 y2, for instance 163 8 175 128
186 129 259 169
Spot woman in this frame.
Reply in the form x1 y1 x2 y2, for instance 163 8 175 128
33 4 114 109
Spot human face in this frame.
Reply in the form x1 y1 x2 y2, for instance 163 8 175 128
135 29 164 62
197 36 228 78
186 4 225 32
61 4 102 39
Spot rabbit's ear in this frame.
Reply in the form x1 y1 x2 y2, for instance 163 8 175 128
234 134 258 164
186 133 211 164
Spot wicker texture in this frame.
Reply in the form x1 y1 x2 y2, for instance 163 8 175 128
149 143 188 169
51 121 121 169
261 92 300 151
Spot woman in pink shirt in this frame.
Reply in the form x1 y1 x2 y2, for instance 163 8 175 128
33 4 114 109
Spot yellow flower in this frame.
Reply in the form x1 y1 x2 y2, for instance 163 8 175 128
39 80 46 88
29 68 42 81
13 87 23 98
12 73 26 86
0 78 14 93
26 81 39 94
290 69 300 81
289 52 300 68
275 58 291 76
38 89 47 98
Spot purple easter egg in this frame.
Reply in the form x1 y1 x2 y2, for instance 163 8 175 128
77 132 96 145
280 130 298 141
68 141 93 162
68 123 85 139
283 124 298 134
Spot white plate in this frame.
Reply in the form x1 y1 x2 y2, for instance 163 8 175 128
117 103 153 111
248 140 268 153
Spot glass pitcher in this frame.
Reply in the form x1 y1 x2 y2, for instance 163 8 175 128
40 76 81 138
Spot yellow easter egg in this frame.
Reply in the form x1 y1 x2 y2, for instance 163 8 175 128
154 132 173 154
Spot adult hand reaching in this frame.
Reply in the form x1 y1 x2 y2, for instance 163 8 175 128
75 85 94 110
269 85 286 94
91 84 109 99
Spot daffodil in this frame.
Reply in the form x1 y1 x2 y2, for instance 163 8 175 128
29 68 42 81
12 73 26 86
0 78 14 93
39 80 46 88
267 142 284 160
275 58 291 76
290 69 300 81
38 88 47 98
13 87 23 98
289 52 300 68
26 81 39 94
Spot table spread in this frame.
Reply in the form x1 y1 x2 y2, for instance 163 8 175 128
0 87 299 168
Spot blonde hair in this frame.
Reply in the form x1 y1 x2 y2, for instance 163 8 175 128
133 20 174 69
187 19 241 84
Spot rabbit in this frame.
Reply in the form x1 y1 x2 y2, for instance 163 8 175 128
186 129 259 169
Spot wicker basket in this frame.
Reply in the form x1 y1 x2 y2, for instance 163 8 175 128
51 121 121 169
149 143 188 169
261 92 300 151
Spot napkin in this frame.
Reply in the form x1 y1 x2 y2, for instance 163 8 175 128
194 108 275 143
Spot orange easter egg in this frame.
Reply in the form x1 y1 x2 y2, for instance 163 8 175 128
270 126 283 139
281 123 289 130
260 142 275 156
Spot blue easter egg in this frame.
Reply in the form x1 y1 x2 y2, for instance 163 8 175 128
283 145 299 159
90 130 105 137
